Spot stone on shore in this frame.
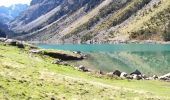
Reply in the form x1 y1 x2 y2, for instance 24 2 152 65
29 49 42 53
159 73 170 81
113 70 121 77
76 65 89 72
120 72 128 78
0 38 7 42
130 69 142 75
4 39 25 48
132 74 142 80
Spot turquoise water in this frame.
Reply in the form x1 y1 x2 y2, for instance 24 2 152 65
37 44 170 75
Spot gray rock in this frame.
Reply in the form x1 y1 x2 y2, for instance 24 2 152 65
0 38 7 42
5 39 17 45
132 74 142 80
77 65 89 72
106 72 114 77
97 70 104 75
120 72 128 78
142 74 147 79
113 70 121 76
159 73 170 81
73 51 81 54
4 39 25 48
126 75 133 80
152 75 158 80
29 49 41 53
16 42 25 48
130 69 142 75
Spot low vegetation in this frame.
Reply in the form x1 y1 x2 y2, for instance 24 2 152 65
63 0 131 40
63 0 152 42
116 0 170 41
0 42 170 99
162 23 170 41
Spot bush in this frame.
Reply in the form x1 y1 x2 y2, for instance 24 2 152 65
163 23 170 41
130 29 152 39
163 33 170 41
81 33 93 42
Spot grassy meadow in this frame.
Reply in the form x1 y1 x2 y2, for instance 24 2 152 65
0 42 170 99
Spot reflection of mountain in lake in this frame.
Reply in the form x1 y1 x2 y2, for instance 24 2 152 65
72 51 170 75
38 44 170 75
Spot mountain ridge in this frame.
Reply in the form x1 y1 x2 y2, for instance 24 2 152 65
0 4 28 24
9 0 170 43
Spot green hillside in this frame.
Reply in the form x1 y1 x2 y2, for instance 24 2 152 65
112 0 170 41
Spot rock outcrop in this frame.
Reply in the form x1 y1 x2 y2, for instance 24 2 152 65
42 51 84 60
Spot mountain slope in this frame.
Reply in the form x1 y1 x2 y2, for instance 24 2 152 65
0 4 28 24
10 0 170 43
10 0 103 34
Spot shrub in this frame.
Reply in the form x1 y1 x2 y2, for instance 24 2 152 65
130 29 152 39
162 23 170 41
81 33 93 42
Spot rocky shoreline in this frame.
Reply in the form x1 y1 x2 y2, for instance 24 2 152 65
1 38 170 82
54 62 170 82
28 39 170 45
85 39 170 44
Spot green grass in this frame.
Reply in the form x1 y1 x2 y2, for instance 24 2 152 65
0 42 170 99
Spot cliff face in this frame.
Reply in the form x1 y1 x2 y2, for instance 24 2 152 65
10 0 170 43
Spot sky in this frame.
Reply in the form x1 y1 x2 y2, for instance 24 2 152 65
0 0 31 7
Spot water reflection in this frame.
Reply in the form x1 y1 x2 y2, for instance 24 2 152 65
37 44 170 75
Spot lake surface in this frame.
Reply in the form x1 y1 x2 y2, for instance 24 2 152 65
37 44 170 75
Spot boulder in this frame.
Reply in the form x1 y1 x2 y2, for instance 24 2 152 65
5 39 17 46
73 51 81 54
132 74 142 80
51 97 55 100
29 49 41 53
59 61 69 66
126 75 133 80
145 77 153 80
120 72 128 78
106 72 114 77
142 74 147 79
4 39 25 48
130 69 142 75
16 42 25 48
0 38 7 42
159 73 170 81
77 65 89 72
152 75 158 80
97 70 104 75
52 60 69 66
113 70 121 76
43 51 84 60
